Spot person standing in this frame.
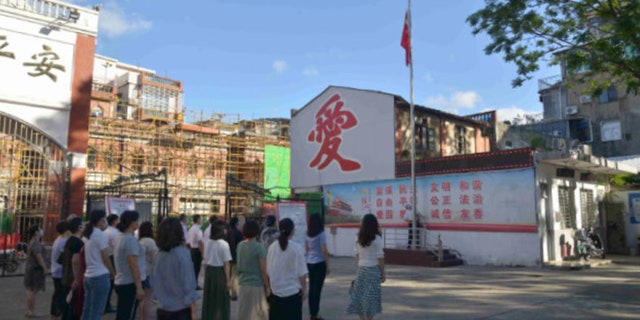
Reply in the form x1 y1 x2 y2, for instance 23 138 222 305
138 221 158 320
237 220 269 320
203 215 218 241
179 214 189 243
259 215 279 251
103 214 120 314
114 210 145 320
201 220 232 320
24 224 48 318
187 214 204 290
266 218 308 320
305 214 330 320
346 214 385 320
226 216 243 300
81 210 116 320
50 221 69 320
60 217 84 320
152 217 200 320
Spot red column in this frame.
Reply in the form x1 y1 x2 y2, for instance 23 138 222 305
66 34 96 218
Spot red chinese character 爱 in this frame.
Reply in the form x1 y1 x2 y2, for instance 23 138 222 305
307 94 362 171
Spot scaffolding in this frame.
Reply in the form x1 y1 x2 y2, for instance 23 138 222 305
86 109 290 222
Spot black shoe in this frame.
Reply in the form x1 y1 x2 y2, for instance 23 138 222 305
104 306 116 314
230 296 238 301
197 286 203 290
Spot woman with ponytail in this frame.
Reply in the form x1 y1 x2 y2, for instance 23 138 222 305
114 210 146 320
81 210 115 320
266 218 308 320
346 213 385 320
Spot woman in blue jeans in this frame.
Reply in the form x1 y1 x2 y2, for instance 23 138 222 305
81 210 116 320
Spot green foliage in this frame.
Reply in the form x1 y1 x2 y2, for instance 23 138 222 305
610 173 640 186
468 0 640 94
529 134 548 150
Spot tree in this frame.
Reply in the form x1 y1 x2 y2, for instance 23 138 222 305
467 0 640 94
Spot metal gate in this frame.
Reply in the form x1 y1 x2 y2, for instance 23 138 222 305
0 112 67 276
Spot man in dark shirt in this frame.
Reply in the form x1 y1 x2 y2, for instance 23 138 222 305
226 216 243 300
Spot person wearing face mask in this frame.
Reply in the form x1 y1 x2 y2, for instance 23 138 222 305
81 210 116 320
24 224 48 318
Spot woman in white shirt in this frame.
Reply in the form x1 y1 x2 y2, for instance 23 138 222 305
138 221 158 320
202 220 232 320
266 218 308 320
346 213 385 320
81 210 115 320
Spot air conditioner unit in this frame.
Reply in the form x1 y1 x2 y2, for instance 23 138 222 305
579 95 592 104
566 106 578 115
578 144 592 156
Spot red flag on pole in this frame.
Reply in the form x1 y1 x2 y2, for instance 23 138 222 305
401 10 411 66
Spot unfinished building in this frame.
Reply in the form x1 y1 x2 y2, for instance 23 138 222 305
87 55 290 223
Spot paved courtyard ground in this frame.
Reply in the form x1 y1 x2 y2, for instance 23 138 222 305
1 255 639 319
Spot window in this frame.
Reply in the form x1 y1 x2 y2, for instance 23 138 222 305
90 106 103 117
415 118 436 152
87 149 96 169
598 86 617 104
580 189 596 228
455 126 467 154
600 120 622 142
558 186 576 229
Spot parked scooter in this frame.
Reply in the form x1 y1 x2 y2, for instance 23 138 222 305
575 227 605 260
0 242 27 273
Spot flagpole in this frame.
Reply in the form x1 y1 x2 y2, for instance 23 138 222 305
407 0 418 250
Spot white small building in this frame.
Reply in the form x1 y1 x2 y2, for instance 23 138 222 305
290 86 637 266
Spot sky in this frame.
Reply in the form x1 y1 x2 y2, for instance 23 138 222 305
73 0 560 122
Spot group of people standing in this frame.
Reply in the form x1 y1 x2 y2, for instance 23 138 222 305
22 210 385 320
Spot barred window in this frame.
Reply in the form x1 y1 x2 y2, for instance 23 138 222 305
558 186 576 228
580 189 596 227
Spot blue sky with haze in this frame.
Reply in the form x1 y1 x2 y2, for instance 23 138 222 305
74 0 559 122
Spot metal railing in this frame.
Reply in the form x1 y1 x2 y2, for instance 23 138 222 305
381 227 463 260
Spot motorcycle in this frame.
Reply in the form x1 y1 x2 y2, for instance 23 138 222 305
575 227 605 260
0 242 27 273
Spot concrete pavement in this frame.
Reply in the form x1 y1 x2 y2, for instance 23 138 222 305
1 255 639 319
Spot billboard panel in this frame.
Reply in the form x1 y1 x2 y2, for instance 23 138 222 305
264 145 291 201
291 87 395 188
324 168 537 229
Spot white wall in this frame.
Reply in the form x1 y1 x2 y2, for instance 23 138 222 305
326 227 542 266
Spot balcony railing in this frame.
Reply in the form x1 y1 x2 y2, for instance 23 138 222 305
92 83 114 94
0 0 99 35
538 75 563 91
